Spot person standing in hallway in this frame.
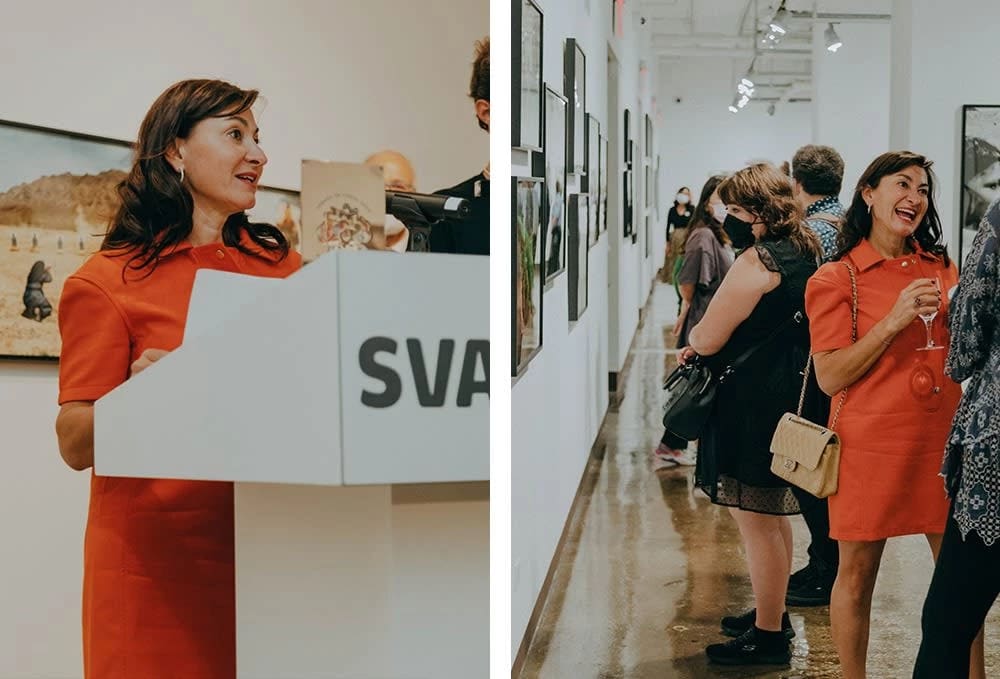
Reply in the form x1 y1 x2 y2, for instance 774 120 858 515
654 175 731 469
776 144 847 608
804 151 972 679
54 79 301 679
662 186 692 287
681 163 822 666
913 196 1000 679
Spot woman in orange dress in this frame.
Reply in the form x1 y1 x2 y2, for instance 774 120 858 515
805 151 977 678
54 79 301 678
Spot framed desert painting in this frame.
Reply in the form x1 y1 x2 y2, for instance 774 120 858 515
0 119 132 360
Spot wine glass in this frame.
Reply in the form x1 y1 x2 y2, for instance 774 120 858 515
916 274 944 352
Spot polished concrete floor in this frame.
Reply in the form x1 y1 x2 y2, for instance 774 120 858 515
518 281 1000 678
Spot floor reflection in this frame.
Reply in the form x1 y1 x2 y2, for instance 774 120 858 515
518 281 1000 678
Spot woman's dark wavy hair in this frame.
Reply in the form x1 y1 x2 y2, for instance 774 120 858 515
684 175 729 247
836 151 950 266
718 162 822 259
102 79 289 276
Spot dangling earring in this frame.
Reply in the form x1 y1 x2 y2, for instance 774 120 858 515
867 203 872 215
179 168 185 184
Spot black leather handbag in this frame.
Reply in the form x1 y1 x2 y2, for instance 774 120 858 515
660 357 716 440
662 312 803 441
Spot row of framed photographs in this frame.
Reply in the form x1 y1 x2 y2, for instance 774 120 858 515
512 82 609 377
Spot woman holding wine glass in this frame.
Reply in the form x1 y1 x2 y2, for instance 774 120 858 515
805 151 978 679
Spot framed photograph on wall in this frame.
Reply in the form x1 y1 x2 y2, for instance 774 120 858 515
654 155 661 221
622 109 632 238
568 193 589 321
645 163 651 209
0 119 133 360
543 86 568 283
600 136 608 233
645 113 653 158
644 214 651 258
513 176 544 376
583 113 599 194
960 104 1000 269
512 0 543 151
630 141 638 243
564 39 586 176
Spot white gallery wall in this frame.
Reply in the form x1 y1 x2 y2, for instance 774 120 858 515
510 0 662 662
890 0 1000 261
812 19 891 205
656 56 812 242
0 2 487 677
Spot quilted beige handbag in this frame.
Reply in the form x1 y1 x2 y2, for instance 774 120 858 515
769 262 857 498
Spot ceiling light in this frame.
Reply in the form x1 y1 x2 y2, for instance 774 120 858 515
825 23 843 52
741 77 755 88
729 105 739 113
768 6 789 35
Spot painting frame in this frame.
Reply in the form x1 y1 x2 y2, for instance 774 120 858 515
543 86 569 285
512 0 544 152
586 116 600 247
959 104 1000 270
564 39 587 176
645 113 653 158
567 193 589 322
600 135 608 233
0 118 134 362
512 175 544 377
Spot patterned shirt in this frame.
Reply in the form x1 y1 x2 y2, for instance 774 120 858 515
944 197 1000 545
805 196 844 262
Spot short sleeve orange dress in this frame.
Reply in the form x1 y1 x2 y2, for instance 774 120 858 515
805 238 960 542
58 231 301 679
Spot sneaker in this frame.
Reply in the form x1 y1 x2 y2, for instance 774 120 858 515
652 443 696 470
706 627 792 666
786 562 835 607
720 609 794 639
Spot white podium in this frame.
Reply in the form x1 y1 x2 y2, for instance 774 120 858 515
94 251 489 679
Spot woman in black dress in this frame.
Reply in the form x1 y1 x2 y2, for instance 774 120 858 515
661 186 693 283
679 163 822 666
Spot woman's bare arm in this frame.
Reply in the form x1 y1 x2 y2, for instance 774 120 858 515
55 402 94 471
689 247 778 356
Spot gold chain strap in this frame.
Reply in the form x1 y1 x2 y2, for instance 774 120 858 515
796 261 857 429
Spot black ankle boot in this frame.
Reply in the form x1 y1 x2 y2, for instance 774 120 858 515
720 608 794 639
706 626 792 666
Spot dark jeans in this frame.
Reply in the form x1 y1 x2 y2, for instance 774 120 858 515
790 486 838 572
913 509 1000 678
659 429 688 451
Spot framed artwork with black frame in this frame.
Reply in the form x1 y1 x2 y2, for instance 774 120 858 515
645 163 651 209
654 155 661 221
644 213 651 258
645 114 653 158
959 104 1000 270
568 192 589 321
513 175 544 376
543 86 568 284
564 39 586 176
512 0 543 151
622 109 632 238
630 141 638 243
600 136 608 233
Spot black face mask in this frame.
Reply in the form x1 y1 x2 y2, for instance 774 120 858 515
723 213 756 250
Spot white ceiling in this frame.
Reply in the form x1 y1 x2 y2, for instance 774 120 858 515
640 0 892 104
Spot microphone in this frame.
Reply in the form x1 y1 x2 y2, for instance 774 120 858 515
385 191 472 223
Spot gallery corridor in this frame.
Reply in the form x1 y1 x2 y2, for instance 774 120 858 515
517 281 1000 678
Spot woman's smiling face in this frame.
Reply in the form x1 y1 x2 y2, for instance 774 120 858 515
864 164 929 238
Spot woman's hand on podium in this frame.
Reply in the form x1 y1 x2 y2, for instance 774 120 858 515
130 348 170 378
